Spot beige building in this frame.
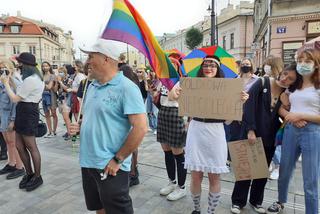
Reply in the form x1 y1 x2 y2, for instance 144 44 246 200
0 12 74 66
253 0 320 67
158 1 254 60
216 1 254 60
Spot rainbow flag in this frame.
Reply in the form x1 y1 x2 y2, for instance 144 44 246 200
101 0 180 90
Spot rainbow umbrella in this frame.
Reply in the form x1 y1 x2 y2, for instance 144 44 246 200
182 46 238 78
165 48 186 59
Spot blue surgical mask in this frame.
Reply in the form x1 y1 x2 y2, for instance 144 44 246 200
297 63 315 76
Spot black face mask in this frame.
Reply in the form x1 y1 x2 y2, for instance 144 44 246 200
241 66 251 73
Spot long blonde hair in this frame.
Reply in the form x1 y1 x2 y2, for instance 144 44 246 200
0 58 17 88
262 56 284 78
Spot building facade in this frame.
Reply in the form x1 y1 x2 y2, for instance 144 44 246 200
0 12 74 66
216 2 254 60
158 1 254 61
253 0 320 67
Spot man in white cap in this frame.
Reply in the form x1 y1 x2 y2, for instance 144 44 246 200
70 39 147 214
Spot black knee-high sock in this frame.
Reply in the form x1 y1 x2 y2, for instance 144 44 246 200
164 151 176 182
174 153 187 188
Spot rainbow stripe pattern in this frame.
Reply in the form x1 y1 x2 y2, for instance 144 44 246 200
101 0 180 90
182 46 238 78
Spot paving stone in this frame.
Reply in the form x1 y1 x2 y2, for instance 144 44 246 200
0 121 318 214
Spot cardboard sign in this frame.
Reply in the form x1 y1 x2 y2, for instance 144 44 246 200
228 138 269 181
178 77 244 121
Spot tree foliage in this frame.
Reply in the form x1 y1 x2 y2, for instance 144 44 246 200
185 27 203 50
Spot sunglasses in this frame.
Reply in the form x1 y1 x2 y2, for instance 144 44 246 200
0 68 9 75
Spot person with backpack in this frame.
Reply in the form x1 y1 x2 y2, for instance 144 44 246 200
230 63 301 214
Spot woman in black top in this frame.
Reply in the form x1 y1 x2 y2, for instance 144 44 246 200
136 65 148 101
230 63 301 214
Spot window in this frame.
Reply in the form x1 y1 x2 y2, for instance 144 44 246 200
10 26 20 33
230 33 234 49
12 45 20 54
29 46 36 55
223 36 227 50
0 25 3 33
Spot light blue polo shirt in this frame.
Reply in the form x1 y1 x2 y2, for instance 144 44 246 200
79 71 146 171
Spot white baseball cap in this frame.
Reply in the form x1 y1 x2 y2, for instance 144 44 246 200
80 38 122 61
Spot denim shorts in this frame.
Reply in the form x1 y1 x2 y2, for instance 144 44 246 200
42 92 52 113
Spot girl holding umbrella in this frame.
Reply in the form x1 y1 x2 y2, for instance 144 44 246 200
170 55 248 214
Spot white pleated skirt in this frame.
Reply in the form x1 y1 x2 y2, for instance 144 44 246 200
184 120 229 174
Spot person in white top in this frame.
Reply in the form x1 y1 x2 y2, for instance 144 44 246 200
0 52 45 192
156 56 188 202
268 49 320 214
170 56 248 214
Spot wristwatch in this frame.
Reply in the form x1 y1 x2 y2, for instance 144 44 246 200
112 156 124 164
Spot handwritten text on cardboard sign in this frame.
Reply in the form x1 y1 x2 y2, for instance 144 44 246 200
178 77 244 120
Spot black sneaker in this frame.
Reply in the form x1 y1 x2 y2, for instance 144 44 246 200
7 168 25 180
26 175 43 191
129 175 140 187
191 211 200 214
0 153 8 160
0 164 16 175
62 132 68 138
19 174 34 189
267 202 284 213
64 134 71 141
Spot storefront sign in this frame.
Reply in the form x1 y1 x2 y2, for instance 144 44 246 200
282 41 303 67
307 21 320 35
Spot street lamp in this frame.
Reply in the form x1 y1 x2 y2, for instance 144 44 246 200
207 0 216 46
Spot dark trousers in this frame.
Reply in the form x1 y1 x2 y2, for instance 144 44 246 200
0 133 7 154
231 146 275 207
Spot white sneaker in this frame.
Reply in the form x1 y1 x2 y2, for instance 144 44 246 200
166 187 186 201
270 168 279 180
269 164 273 172
153 130 157 135
160 182 176 196
249 202 266 213
231 204 241 214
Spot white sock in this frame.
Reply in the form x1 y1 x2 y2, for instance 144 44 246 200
207 192 220 214
191 193 201 211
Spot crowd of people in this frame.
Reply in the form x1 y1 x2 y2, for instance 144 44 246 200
0 38 319 214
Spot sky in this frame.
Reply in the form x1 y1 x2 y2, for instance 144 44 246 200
2 0 252 58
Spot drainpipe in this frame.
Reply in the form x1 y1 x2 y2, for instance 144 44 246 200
267 0 272 56
244 15 248 57
38 37 42 63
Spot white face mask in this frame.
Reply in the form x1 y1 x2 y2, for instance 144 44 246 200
297 62 315 76
264 65 272 75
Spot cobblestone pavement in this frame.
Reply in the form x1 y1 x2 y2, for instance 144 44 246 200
0 125 318 214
